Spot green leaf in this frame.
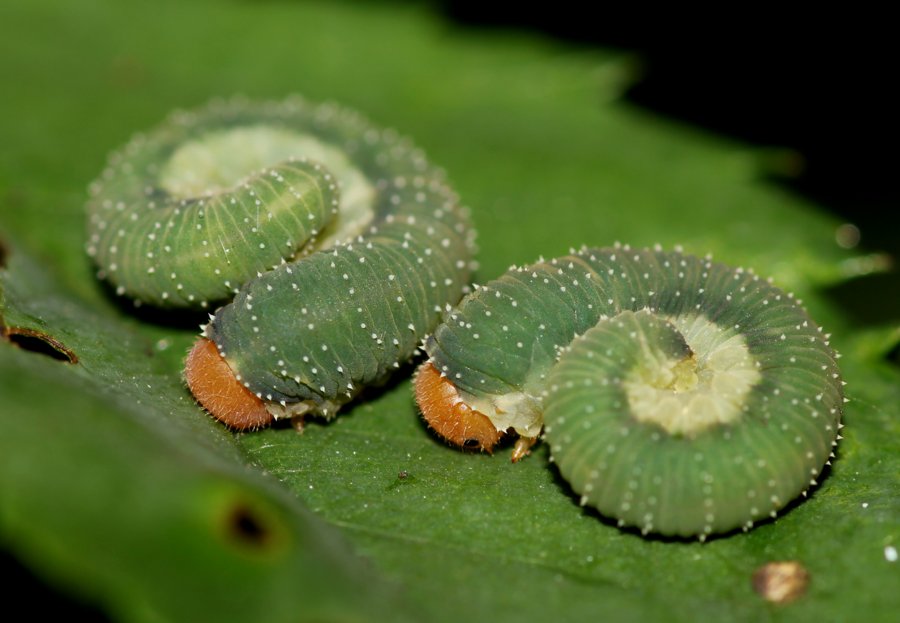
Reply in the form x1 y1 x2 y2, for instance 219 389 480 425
0 244 418 622
1 1 897 622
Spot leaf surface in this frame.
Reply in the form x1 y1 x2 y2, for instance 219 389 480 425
1 1 897 621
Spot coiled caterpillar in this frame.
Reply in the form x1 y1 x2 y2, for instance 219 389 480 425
86 96 474 428
416 245 843 538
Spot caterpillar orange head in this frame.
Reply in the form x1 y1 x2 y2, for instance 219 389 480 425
184 337 274 430
414 361 503 453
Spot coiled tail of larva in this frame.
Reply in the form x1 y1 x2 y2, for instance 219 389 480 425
85 96 476 429
417 245 843 538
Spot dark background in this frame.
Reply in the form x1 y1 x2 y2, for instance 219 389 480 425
438 3 898 257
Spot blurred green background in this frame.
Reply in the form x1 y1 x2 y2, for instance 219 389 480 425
1 1 897 621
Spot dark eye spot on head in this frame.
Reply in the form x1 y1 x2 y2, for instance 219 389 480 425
225 503 272 550
2 327 78 363
463 438 480 449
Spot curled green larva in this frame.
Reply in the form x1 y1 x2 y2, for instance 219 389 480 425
86 96 474 428
417 244 843 538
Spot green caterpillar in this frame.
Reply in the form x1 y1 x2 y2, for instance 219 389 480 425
86 96 474 428
416 245 843 538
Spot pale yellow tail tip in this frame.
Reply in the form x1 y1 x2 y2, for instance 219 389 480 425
414 362 503 453
184 337 273 430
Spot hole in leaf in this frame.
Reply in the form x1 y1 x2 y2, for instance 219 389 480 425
225 503 273 550
2 327 78 363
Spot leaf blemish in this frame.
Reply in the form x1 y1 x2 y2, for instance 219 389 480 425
751 560 810 604
1 327 78 364
225 502 275 551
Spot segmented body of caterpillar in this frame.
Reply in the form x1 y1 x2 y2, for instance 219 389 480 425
86 96 474 429
416 245 843 538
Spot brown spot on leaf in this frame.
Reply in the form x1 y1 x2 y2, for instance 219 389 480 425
225 502 274 550
752 560 810 604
